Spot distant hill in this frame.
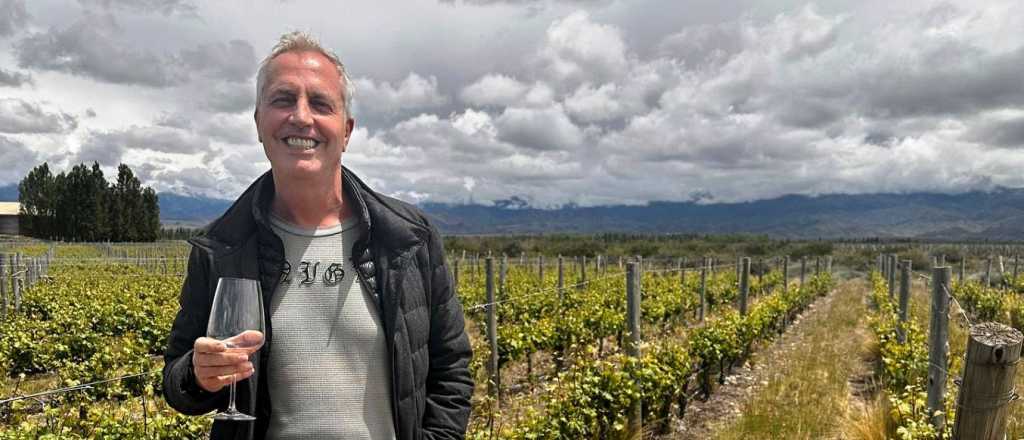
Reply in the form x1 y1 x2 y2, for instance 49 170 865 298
0 184 16 201
420 188 1024 240
157 192 232 228
6 183 1024 239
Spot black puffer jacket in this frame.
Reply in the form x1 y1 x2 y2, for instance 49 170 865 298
162 167 474 440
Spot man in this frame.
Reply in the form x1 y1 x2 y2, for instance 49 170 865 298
162 31 474 440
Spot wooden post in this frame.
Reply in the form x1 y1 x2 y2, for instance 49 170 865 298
538 255 544 283
698 257 707 322
12 254 20 313
1014 255 1019 285
815 257 821 275
783 256 790 294
986 256 993 287
557 255 564 301
826 256 833 275
888 255 898 299
898 260 912 344
961 258 967 284
625 262 642 438
739 257 750 316
800 257 807 287
499 254 507 297
927 266 951 433
952 322 1023 439
579 256 587 290
757 258 763 286
452 258 459 298
0 254 6 320
485 257 500 404
878 254 885 276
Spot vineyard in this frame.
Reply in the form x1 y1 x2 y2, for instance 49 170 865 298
5 238 1024 438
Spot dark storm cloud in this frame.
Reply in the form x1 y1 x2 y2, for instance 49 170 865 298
179 40 257 83
966 117 1024 148
0 99 78 134
14 13 183 87
0 69 33 87
0 135 40 184
855 46 1024 119
0 0 28 37
76 0 198 17
81 125 211 157
14 14 256 88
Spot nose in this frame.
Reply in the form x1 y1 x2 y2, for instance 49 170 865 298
288 97 313 127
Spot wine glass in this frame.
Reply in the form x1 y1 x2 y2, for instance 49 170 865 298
207 277 265 421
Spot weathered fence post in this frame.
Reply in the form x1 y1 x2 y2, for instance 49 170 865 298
888 255 898 299
579 256 587 290
826 256 833 275
538 255 544 283
986 256 993 287
0 254 6 320
12 253 20 313
800 257 807 287
898 260 912 343
499 254 507 297
1014 255 1020 285
452 258 459 298
927 266 951 433
557 255 564 301
952 322 1023 439
625 262 642 439
739 257 750 316
698 257 707 322
783 256 790 294
961 257 967 284
485 257 500 405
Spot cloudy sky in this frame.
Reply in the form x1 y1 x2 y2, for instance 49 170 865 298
0 0 1021 207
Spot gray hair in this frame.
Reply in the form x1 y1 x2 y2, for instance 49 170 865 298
255 31 355 117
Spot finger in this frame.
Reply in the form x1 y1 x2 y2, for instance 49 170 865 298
211 369 255 388
194 351 249 368
224 331 264 350
196 362 254 380
194 337 226 354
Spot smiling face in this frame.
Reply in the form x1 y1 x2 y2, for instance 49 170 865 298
255 50 354 183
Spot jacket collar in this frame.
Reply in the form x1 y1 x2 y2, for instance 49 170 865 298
194 166 425 256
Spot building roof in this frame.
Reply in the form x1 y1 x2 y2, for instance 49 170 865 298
0 202 20 216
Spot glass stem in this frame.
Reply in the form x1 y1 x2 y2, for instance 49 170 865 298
227 377 238 413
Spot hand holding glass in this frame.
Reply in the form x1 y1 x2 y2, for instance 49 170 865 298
206 277 265 421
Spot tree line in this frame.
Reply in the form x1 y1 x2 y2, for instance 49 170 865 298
18 162 160 242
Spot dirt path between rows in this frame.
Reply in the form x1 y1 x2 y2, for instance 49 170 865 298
666 279 869 439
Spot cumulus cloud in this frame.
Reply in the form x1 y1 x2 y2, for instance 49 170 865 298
0 99 78 134
0 0 28 37
537 11 629 87
495 104 583 150
80 125 212 164
76 0 197 17
460 74 530 107
0 69 32 87
15 14 256 88
0 135 40 184
353 73 447 115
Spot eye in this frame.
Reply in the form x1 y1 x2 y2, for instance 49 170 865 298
312 100 333 112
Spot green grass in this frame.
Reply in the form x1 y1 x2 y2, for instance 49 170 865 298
712 280 865 439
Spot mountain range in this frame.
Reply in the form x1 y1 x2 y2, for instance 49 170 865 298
2 183 1022 240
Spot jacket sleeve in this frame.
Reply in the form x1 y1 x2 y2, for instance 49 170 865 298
162 243 228 414
421 223 475 440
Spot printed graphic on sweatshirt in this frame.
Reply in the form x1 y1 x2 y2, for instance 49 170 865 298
281 260 347 286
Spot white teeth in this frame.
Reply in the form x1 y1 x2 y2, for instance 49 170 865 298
285 137 317 149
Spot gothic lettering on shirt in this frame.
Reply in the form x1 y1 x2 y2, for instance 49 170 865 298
281 260 292 283
299 261 319 285
280 260 346 286
324 263 346 286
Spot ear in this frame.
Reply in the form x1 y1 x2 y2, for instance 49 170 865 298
254 109 261 143
342 117 355 152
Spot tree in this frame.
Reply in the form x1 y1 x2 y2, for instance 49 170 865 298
17 162 160 242
18 163 56 238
